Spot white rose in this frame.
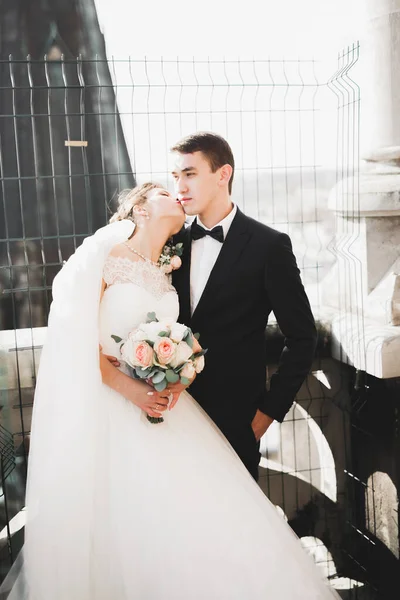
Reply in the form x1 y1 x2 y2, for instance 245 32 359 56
158 319 175 331
141 321 163 343
180 361 196 380
193 355 205 373
169 341 193 368
169 323 188 343
128 329 147 342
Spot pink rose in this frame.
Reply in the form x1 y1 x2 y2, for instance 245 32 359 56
170 255 182 270
122 339 154 369
154 337 176 365
180 361 196 381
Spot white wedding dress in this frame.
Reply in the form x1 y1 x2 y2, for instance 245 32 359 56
3 221 339 599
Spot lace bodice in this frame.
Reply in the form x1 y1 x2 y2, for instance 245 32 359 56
99 255 179 358
103 255 175 299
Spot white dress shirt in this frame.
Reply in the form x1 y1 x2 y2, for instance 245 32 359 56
190 204 237 315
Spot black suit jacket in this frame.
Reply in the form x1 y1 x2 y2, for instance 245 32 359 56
173 208 317 465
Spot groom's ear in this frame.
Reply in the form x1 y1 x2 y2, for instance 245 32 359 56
218 164 233 188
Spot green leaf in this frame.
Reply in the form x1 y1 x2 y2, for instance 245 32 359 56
180 376 190 386
135 371 149 379
146 312 158 323
136 367 152 379
140 366 152 374
158 331 169 337
145 339 154 347
184 333 194 349
166 369 180 383
153 379 168 392
152 371 166 384
111 335 123 343
175 242 183 250
193 332 200 340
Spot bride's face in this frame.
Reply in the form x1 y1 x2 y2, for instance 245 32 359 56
145 187 185 233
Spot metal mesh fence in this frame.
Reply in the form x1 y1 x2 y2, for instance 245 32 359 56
0 53 341 331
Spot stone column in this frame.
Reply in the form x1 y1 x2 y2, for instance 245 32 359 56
322 0 400 379
359 0 400 155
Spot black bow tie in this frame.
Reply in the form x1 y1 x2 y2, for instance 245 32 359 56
191 221 224 243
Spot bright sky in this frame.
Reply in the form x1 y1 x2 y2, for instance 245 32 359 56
93 0 365 59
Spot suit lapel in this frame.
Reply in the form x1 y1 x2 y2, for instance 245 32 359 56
172 224 192 326
191 208 251 325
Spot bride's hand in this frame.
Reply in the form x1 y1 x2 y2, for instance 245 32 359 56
99 349 167 418
126 381 170 419
163 373 197 410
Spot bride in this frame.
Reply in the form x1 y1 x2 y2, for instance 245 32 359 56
7 183 339 599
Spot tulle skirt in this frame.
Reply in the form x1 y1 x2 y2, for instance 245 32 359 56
6 384 339 599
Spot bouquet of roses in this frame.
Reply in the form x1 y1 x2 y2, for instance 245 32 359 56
112 312 206 423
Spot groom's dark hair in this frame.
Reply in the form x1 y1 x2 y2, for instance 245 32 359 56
171 132 235 194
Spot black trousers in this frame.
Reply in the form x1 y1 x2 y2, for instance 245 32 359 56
224 426 261 482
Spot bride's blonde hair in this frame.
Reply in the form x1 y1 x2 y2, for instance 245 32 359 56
109 182 163 224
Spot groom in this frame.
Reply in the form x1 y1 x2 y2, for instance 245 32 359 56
170 132 317 481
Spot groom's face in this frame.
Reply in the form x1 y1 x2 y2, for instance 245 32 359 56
171 151 221 217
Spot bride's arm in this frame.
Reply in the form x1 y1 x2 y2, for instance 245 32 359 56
99 351 168 418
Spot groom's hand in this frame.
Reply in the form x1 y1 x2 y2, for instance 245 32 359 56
151 383 183 411
163 374 196 410
251 410 274 442
104 354 120 367
166 382 187 410
99 345 120 368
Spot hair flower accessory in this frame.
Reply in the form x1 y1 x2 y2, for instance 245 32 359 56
158 240 183 274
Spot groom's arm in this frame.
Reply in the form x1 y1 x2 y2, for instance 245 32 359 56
259 232 317 423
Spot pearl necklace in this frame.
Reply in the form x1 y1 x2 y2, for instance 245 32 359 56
124 242 160 267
